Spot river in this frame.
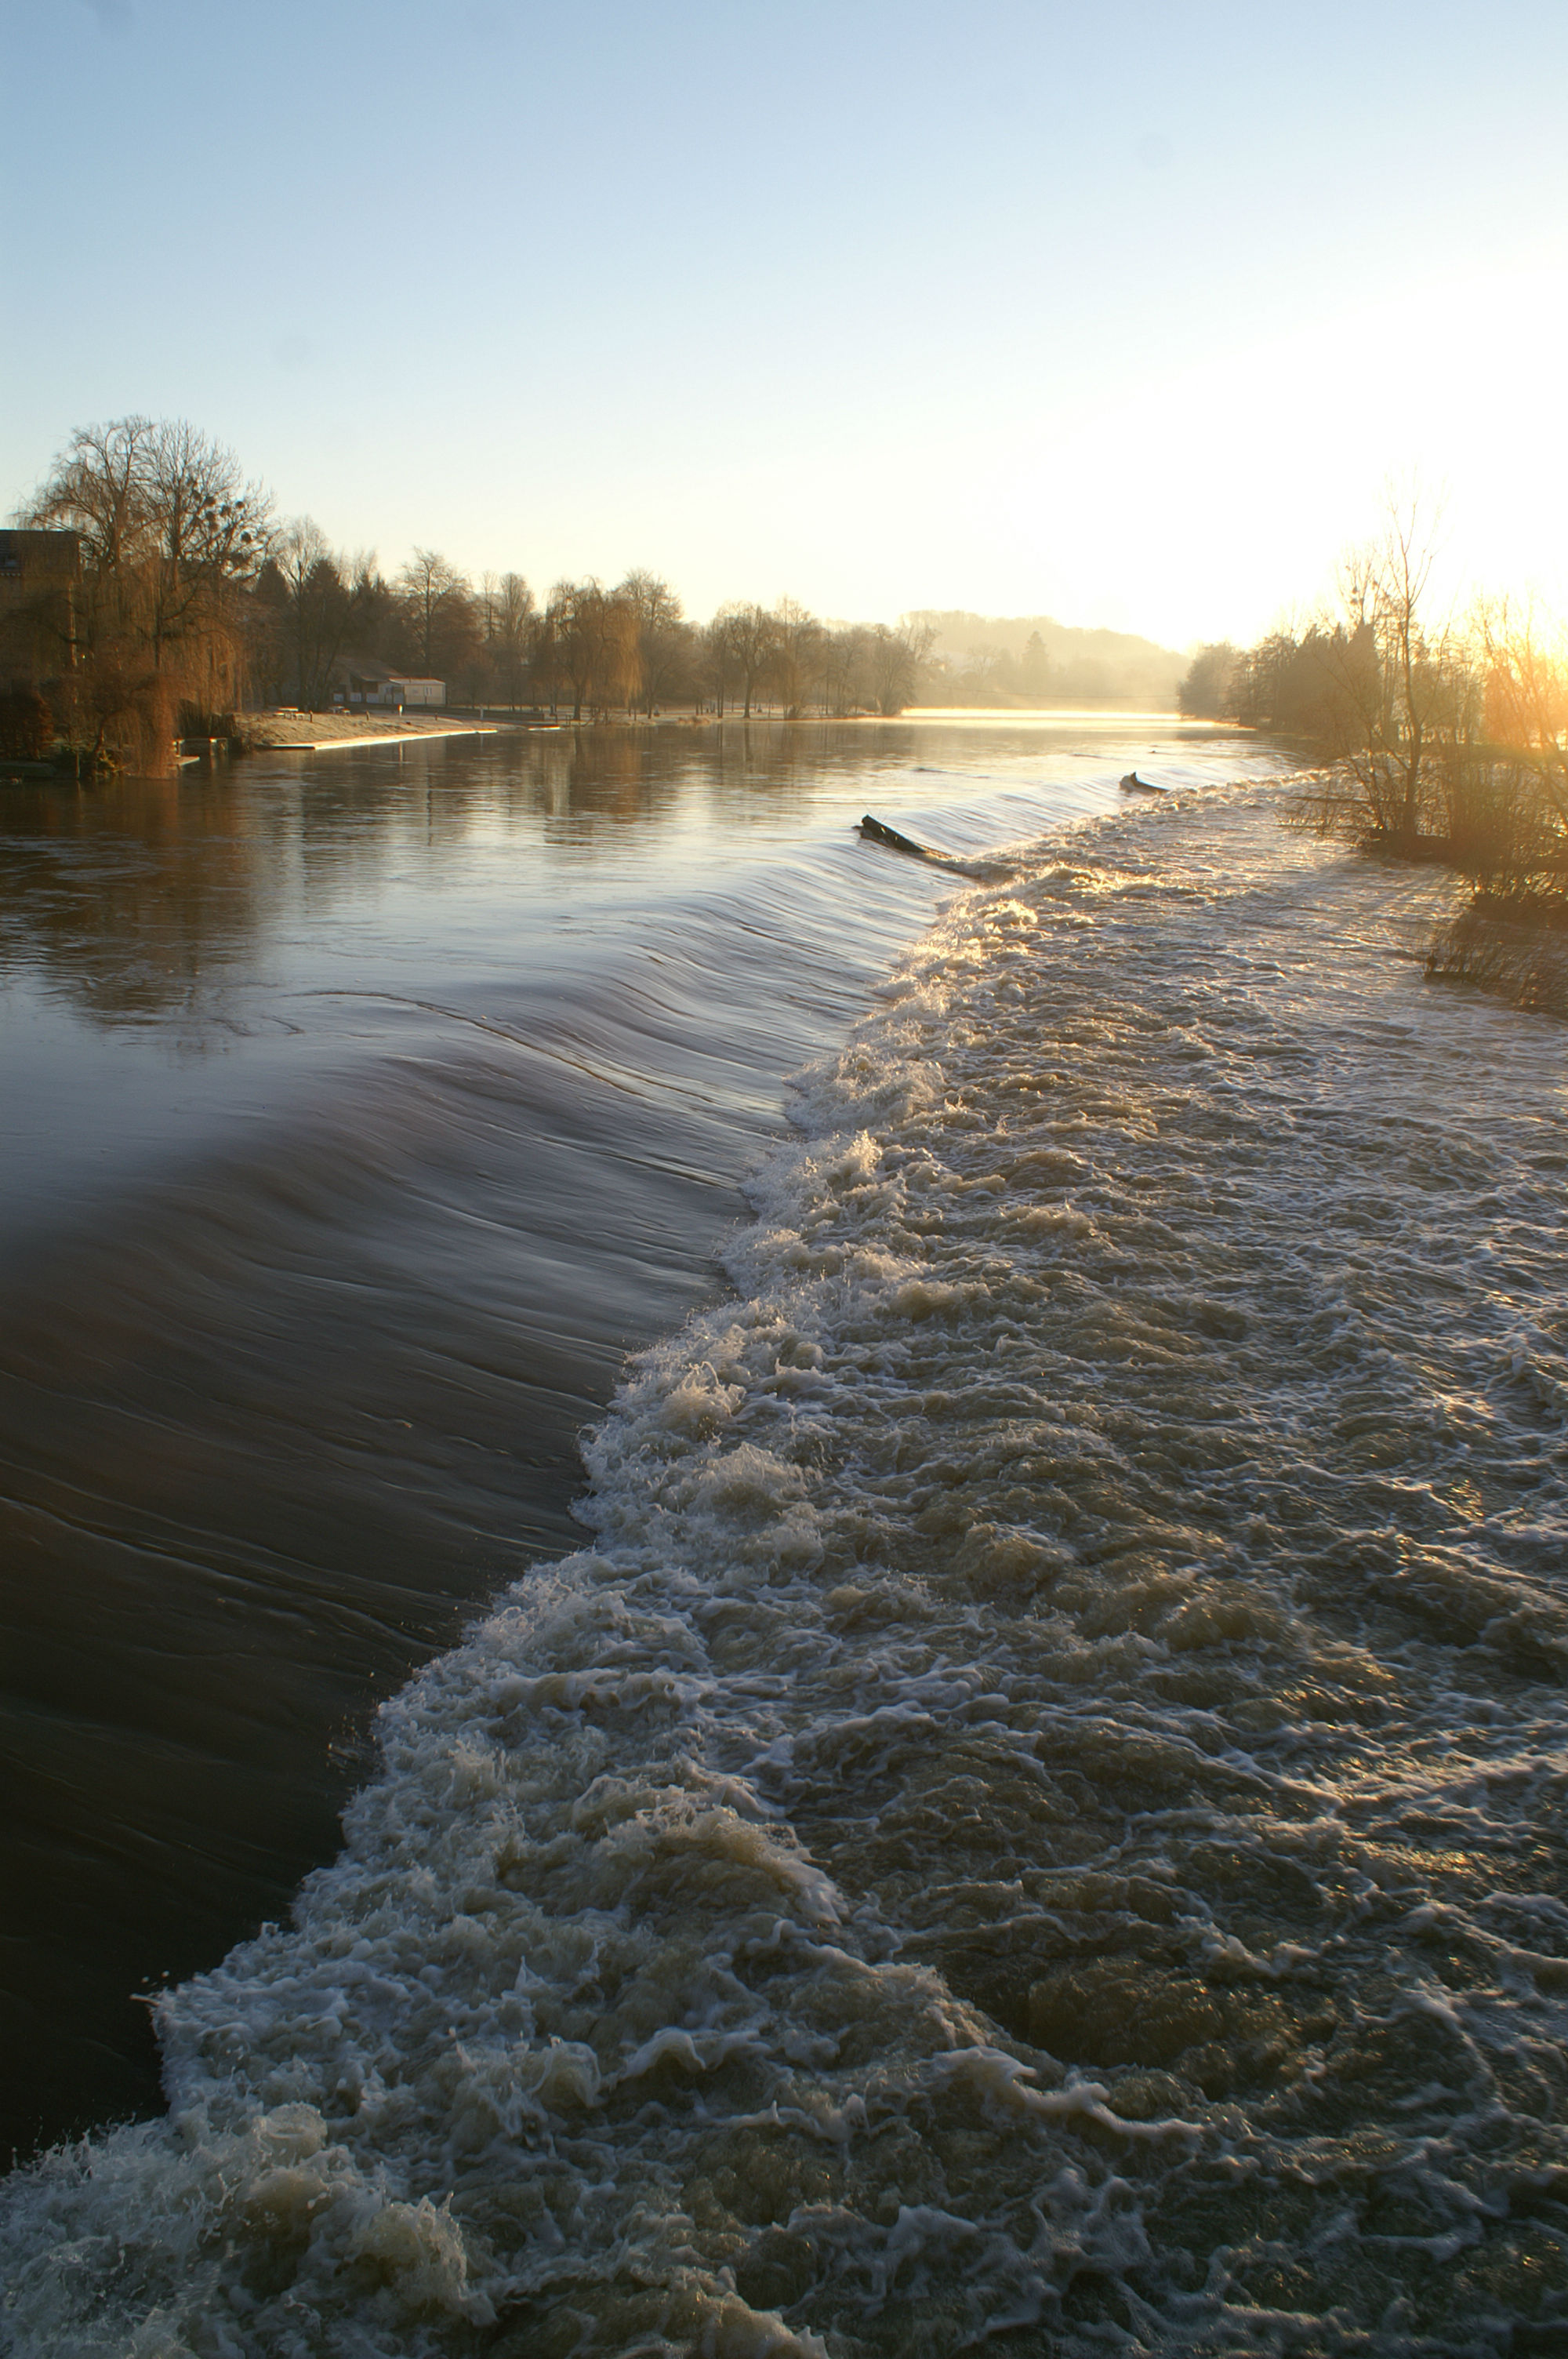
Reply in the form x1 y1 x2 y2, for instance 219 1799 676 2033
5 718 1564 2355
0 716 1196 2165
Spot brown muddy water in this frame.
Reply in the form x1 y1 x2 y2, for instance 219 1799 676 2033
6 726 1566 2358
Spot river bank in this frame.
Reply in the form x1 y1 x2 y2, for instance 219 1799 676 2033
237 710 514 751
238 703 1192 753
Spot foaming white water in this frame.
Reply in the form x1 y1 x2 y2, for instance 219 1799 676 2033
6 778 1568 2355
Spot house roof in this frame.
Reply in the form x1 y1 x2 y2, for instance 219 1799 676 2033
336 656 445 688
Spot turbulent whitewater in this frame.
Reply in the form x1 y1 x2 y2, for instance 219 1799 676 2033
5 779 1567 2355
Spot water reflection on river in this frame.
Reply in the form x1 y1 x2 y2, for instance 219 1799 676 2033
0 715 1243 2161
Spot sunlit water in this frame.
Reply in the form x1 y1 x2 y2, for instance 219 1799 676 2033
6 723 1566 2355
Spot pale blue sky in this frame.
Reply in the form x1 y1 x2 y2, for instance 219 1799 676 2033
6 0 1568 645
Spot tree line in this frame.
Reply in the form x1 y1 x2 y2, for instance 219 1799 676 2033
0 417 934 770
1178 493 1568 1008
260 540 938 726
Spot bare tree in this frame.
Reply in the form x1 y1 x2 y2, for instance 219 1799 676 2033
1319 486 1475 842
710 602 777 719
24 416 158 595
28 417 267 661
396 548 477 681
543 580 639 722
618 569 688 717
702 614 734 717
768 598 822 717
492 572 535 710
867 617 934 715
550 580 606 722
142 420 270 668
818 624 868 716
1367 493 1444 839
20 414 272 765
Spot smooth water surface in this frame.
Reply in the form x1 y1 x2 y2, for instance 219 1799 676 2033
0 715 1231 2162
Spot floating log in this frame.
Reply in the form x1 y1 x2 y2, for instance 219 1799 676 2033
860 814 938 859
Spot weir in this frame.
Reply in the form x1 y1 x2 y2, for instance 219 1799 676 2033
9 731 1559 2355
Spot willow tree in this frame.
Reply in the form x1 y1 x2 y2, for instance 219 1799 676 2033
543 580 640 722
619 570 689 718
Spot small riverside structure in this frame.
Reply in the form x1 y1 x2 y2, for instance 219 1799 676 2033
336 660 445 711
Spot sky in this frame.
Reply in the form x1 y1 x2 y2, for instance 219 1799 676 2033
5 0 1568 650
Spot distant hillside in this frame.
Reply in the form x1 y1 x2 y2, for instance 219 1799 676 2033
907 609 1184 710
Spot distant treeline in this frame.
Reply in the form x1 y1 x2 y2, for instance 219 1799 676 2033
911 611 1184 711
256 555 935 731
2 417 1190 776
1178 498 1568 1010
